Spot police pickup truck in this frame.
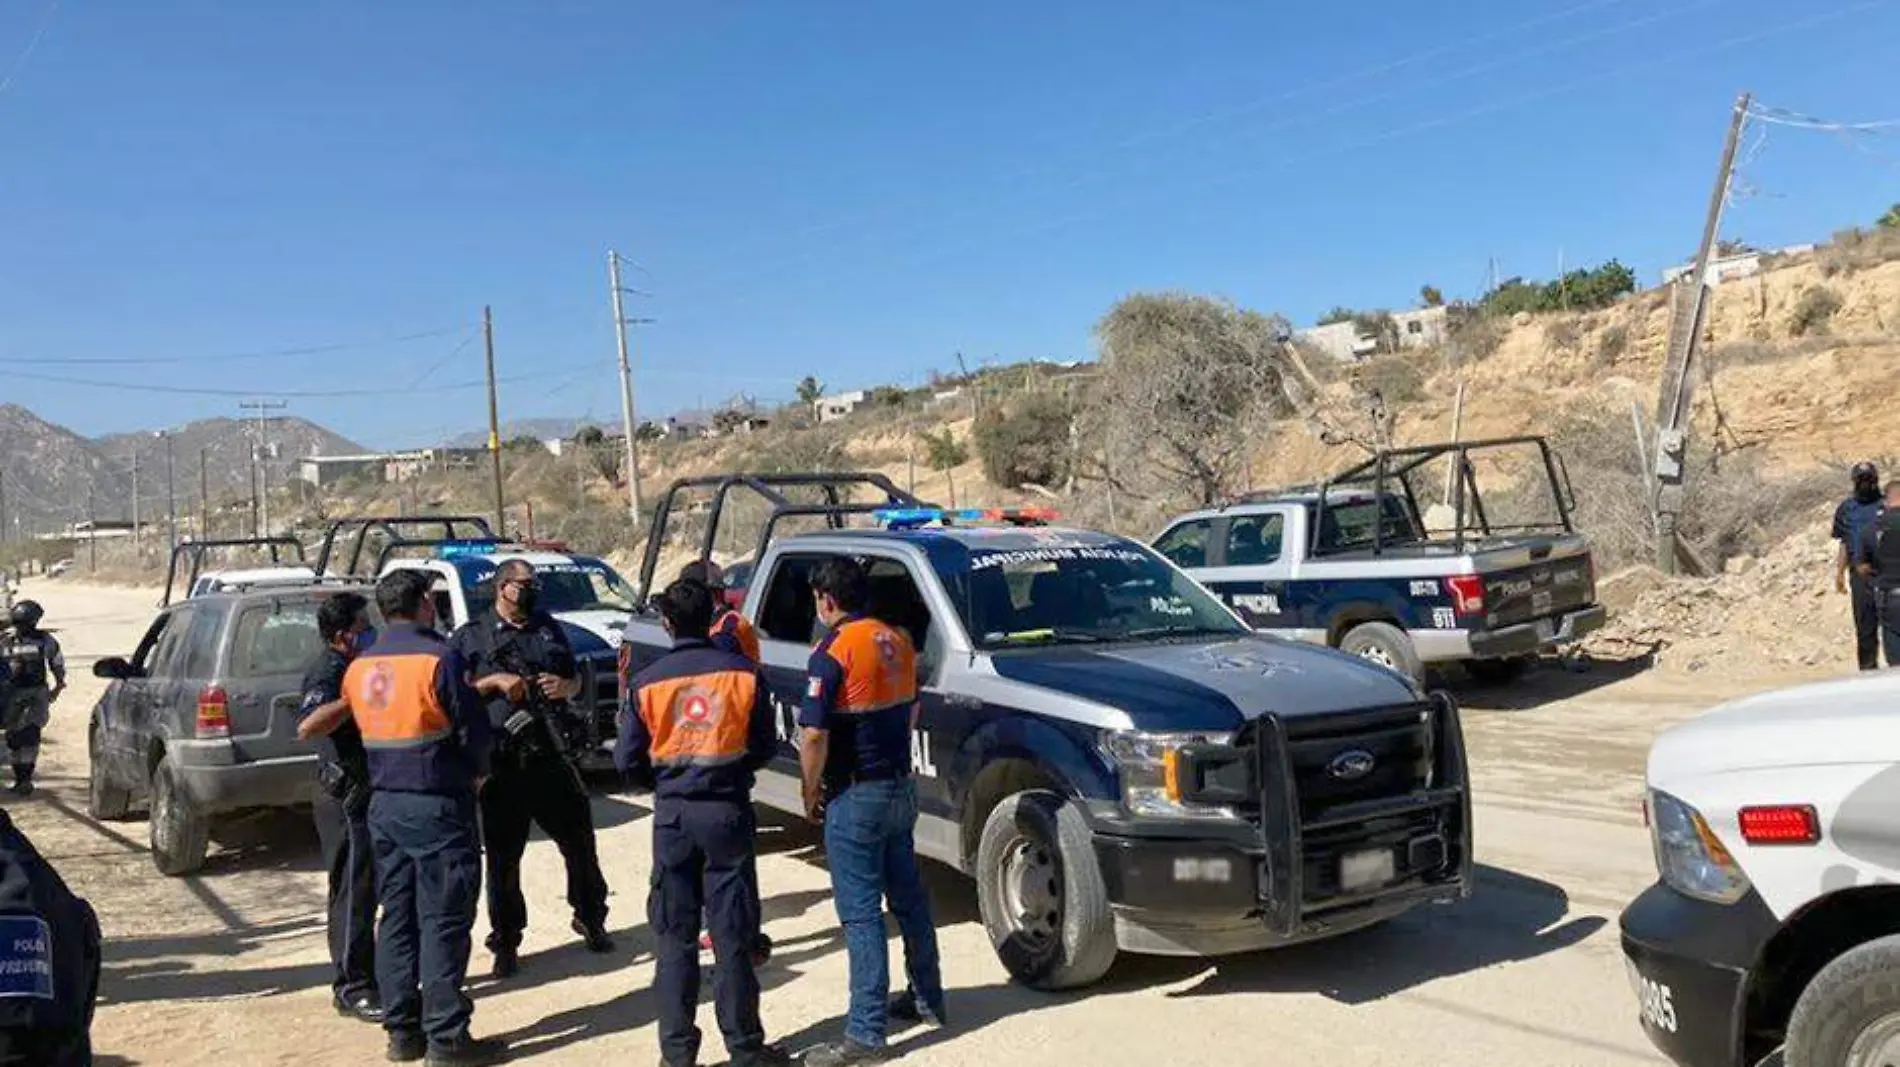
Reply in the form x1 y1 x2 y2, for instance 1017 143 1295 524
1621 672 1900 1067
1155 436 1606 684
314 516 636 756
620 473 1473 990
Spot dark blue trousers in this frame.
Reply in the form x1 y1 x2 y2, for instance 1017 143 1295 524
368 790 482 1048
649 798 766 1066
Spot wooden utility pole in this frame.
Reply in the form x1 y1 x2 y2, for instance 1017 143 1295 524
483 306 507 534
130 449 141 554
240 399 286 536
199 448 209 539
1652 92 1750 575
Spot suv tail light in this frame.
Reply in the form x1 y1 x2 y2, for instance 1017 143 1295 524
1739 805 1820 845
196 685 230 739
1445 575 1486 616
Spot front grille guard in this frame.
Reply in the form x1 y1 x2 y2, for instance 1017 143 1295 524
1175 692 1473 937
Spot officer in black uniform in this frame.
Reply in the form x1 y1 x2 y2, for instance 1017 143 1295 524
617 577 790 1067
0 805 101 1066
295 592 382 1024
1 602 64 796
1835 462 1887 670
1854 480 1900 667
449 559 611 977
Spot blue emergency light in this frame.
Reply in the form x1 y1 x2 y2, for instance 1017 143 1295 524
871 507 1058 530
435 539 505 560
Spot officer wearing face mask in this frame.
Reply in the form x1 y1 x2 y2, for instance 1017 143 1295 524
448 560 611 978
1835 461 1886 670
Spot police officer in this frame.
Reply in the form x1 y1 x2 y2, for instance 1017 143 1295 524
796 558 946 1067
0 806 101 1066
294 592 381 1023
1 603 64 796
682 560 762 662
1835 461 1887 670
449 559 610 978
343 569 504 1067
1853 480 1900 667
616 577 789 1067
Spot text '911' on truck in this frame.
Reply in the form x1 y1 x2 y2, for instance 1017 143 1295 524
617 472 1474 990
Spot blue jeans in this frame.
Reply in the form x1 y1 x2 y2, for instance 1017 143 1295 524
824 778 945 1048
368 791 482 1047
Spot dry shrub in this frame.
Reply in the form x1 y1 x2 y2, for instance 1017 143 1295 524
1595 323 1630 365
1446 315 1506 366
1351 353 1425 405
1544 317 1583 353
1818 227 1900 277
1789 286 1844 337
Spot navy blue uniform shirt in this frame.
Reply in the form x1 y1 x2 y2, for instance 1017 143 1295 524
617 637 776 802
796 616 917 793
297 647 367 772
450 611 577 730
1836 496 1884 556
343 622 492 796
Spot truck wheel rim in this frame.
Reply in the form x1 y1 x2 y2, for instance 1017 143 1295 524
1001 838 1060 945
1356 645 1396 669
1847 1011 1900 1067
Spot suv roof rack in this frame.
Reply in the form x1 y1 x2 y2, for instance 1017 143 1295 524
637 472 930 603
161 536 312 607
1308 435 1576 557
314 515 498 578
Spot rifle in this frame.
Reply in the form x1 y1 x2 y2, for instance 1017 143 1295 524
488 641 589 787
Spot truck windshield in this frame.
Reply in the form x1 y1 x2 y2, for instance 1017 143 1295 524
464 560 637 618
1318 495 1421 553
961 544 1248 648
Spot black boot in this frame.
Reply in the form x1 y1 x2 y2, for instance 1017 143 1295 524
9 765 32 797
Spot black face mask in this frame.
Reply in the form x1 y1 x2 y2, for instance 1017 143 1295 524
513 587 539 615
1857 482 1881 504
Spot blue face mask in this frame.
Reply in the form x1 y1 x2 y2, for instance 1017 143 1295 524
352 627 378 655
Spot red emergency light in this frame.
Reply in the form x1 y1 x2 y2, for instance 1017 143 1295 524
1738 805 1821 845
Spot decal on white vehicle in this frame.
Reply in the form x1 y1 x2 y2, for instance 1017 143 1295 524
1630 967 1678 1033
910 730 939 778
1232 593 1280 615
969 546 1149 570
1410 580 1439 597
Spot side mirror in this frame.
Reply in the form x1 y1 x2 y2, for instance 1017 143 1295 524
93 656 133 680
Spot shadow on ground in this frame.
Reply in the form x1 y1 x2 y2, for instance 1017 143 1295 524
1442 654 1654 712
773 861 1606 1058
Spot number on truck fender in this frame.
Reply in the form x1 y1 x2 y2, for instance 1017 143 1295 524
1637 976 1677 1033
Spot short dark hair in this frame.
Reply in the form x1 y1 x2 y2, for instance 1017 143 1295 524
376 569 433 622
495 559 534 584
658 578 716 636
808 557 868 614
678 559 722 589
319 592 369 642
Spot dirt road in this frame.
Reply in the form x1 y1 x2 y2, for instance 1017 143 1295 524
8 579 1829 1067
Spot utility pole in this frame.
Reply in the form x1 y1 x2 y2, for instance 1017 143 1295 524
131 449 141 554
155 431 178 558
0 468 7 546
483 306 506 534
86 484 96 572
199 447 209 540
1652 92 1750 576
609 251 651 531
240 399 287 536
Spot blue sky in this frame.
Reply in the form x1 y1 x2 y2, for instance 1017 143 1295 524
3 0 1897 449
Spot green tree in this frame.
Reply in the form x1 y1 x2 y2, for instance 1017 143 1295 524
634 421 664 443
573 425 607 448
1420 284 1444 308
973 393 1070 491
1317 306 1356 326
1879 203 1900 230
919 429 970 506
795 376 825 411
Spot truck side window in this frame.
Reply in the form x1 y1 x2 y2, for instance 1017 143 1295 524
757 554 823 644
1225 514 1285 567
1155 520 1212 568
863 557 936 666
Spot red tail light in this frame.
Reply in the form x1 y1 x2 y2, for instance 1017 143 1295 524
196 685 230 739
1445 575 1486 616
1739 805 1820 845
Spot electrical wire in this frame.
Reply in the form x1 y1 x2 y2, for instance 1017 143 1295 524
0 0 66 102
4 358 607 399
0 323 475 367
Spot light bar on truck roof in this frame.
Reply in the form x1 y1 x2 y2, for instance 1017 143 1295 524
871 507 1060 530
435 539 504 560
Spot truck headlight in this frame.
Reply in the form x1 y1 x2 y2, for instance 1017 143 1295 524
1649 789 1750 904
1101 730 1239 821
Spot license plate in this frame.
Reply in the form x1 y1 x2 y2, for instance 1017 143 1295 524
1340 848 1395 891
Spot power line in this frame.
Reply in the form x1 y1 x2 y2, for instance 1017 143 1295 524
0 323 474 366
0 0 66 102
4 357 607 399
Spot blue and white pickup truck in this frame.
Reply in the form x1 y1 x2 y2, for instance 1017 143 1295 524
620 473 1474 991
1155 437 1607 684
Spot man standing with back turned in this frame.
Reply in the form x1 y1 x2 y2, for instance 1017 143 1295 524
1835 461 1886 670
344 570 504 1067
798 558 946 1067
617 578 790 1067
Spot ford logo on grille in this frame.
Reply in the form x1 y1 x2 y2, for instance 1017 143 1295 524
1327 749 1376 781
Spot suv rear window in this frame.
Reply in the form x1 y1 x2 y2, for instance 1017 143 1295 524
229 598 325 678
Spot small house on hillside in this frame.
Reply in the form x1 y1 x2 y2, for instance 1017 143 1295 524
816 390 867 422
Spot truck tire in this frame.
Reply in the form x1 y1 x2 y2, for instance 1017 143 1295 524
1339 621 1425 686
86 724 134 822
1786 934 1900 1067
149 754 209 876
975 789 1117 991
1464 656 1531 685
